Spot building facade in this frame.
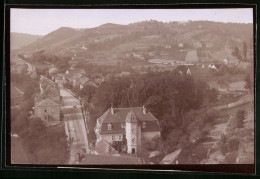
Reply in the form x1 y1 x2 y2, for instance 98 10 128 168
34 76 61 125
95 106 161 154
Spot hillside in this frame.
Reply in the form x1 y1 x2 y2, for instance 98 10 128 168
18 21 253 62
11 32 42 50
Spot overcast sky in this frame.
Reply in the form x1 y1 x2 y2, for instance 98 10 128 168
11 8 253 36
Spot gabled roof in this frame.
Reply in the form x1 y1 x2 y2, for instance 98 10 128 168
125 110 138 123
40 77 59 90
161 149 182 164
95 140 118 156
83 80 98 88
77 75 90 85
35 86 60 103
98 107 161 134
35 98 59 107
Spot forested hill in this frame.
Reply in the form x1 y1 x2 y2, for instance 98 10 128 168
17 20 253 55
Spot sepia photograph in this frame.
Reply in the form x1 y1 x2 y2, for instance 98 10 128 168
9 7 255 169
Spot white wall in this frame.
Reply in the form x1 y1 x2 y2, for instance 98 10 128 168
100 133 124 144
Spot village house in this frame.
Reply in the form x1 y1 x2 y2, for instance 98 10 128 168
64 68 86 86
95 106 161 155
83 80 98 88
52 74 66 87
165 45 172 49
208 63 218 71
76 75 90 89
192 41 202 48
178 42 184 48
92 74 105 86
34 76 61 125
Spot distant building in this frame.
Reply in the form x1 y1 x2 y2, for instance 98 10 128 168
208 64 218 71
76 75 90 89
192 41 202 48
65 68 86 85
186 68 191 75
81 45 87 50
95 106 161 155
49 67 59 75
34 77 61 125
185 50 198 63
178 43 184 48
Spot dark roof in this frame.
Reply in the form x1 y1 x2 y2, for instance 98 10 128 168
80 154 143 164
35 86 60 103
149 153 166 164
77 75 90 85
35 98 59 107
125 110 138 123
40 77 59 91
98 107 161 134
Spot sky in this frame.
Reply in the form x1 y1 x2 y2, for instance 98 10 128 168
11 8 253 36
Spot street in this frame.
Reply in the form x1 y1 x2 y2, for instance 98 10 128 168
60 89 89 164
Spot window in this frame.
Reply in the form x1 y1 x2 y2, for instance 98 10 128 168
44 109 47 113
121 123 125 128
112 135 114 141
108 124 112 130
142 122 146 129
119 135 122 141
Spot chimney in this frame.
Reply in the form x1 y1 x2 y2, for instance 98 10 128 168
143 105 146 114
111 104 114 114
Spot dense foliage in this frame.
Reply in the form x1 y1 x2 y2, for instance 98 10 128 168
88 70 216 140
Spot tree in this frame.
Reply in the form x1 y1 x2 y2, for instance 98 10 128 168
232 46 242 61
243 41 247 61
22 118 68 164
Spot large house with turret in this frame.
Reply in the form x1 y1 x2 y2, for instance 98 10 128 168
94 106 161 155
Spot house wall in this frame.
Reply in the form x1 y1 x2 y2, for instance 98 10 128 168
126 122 138 154
35 106 60 123
100 133 124 144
